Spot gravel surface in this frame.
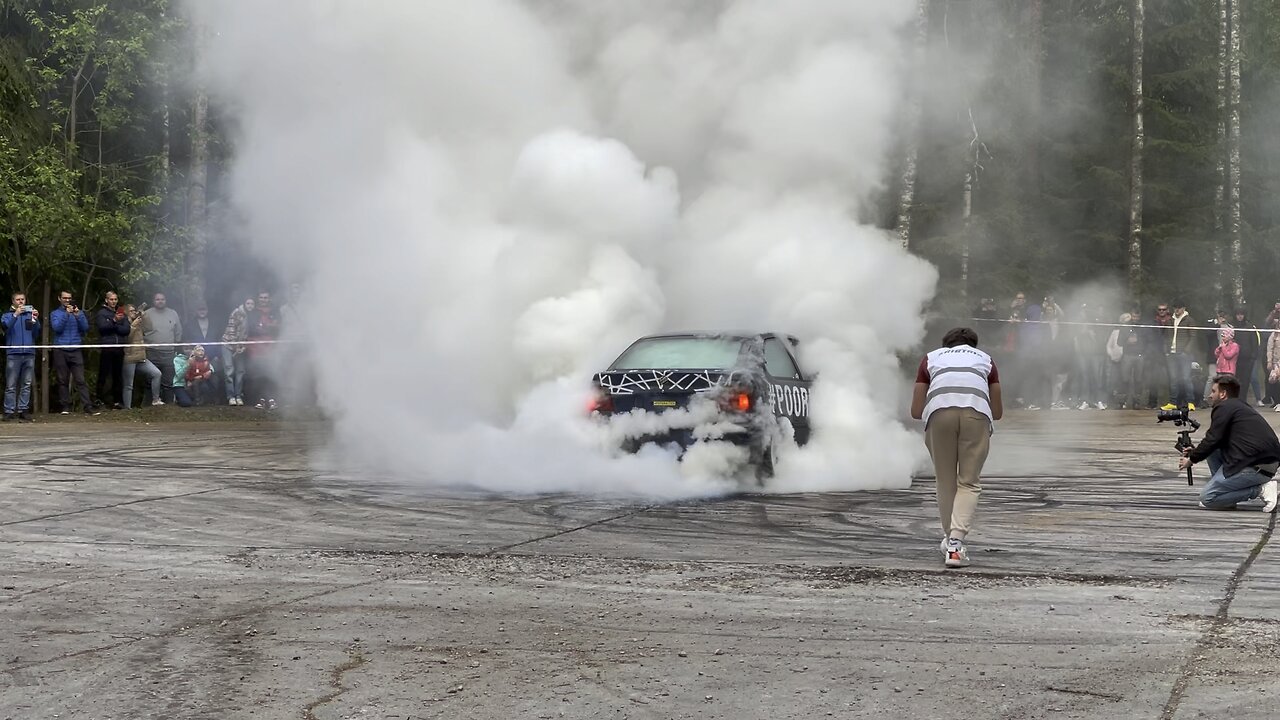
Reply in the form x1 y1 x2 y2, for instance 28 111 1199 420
2 410 1278 719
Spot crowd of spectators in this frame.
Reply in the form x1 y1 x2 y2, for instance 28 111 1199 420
0 285 306 420
971 293 1280 412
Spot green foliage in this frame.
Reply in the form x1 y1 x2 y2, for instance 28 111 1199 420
0 0 188 304
0 138 85 292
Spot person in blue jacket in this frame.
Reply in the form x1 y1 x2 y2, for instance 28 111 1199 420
2 291 40 421
50 290 99 415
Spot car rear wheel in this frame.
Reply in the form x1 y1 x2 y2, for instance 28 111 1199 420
751 442 777 486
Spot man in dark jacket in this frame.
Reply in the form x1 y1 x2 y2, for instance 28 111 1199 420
93 291 130 409
1143 304 1173 409
1181 375 1280 511
1231 307 1264 405
183 302 221 401
183 302 218 349
1161 302 1198 409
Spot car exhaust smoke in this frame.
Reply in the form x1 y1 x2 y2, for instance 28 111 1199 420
194 0 937 498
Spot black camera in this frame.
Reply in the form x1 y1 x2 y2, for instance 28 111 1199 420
1156 408 1200 485
1156 407 1196 425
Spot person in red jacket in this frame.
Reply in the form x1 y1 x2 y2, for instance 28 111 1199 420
184 345 217 406
1216 328 1240 376
246 290 281 410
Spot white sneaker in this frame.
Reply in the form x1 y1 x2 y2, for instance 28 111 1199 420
939 537 950 562
1273 404 1280 412
1077 401 1090 411
944 538 970 568
152 400 165 407
1096 401 1108 410
236 397 244 406
228 398 237 406
1262 480 1278 513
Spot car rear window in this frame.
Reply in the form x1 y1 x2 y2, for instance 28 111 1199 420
610 337 744 370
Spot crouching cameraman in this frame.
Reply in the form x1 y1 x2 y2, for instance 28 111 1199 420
1179 374 1280 512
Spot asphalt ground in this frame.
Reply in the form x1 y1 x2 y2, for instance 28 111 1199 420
2 409 1278 719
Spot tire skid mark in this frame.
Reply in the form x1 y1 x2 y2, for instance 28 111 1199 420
1 506 654 674
1159 511 1277 720
0 487 231 527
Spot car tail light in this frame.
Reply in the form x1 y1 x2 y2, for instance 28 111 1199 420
587 387 614 415
720 389 754 413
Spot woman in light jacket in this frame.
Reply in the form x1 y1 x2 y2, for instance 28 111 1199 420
122 305 164 408
1266 320 1280 412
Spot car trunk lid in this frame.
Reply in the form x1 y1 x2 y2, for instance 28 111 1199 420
592 369 728 413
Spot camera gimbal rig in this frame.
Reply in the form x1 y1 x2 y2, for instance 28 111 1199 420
1157 408 1200 486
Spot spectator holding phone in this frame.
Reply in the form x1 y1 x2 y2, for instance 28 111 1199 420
122 304 163 409
93 291 130 409
2 292 40 421
50 290 99 415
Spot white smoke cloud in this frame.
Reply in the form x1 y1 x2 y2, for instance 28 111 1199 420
194 0 938 498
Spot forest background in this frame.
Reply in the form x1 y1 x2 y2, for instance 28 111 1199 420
2 0 1279 338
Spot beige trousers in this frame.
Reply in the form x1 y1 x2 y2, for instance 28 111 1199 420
924 407 991 540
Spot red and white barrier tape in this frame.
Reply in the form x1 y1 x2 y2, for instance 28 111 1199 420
947 317 1272 333
0 339 296 351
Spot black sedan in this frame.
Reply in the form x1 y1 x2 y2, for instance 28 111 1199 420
588 332 813 477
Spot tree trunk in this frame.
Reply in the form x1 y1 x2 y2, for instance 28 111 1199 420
185 17 210 309
159 63 172 196
1126 0 1145 297
65 53 91 163
13 238 25 295
896 0 928 250
80 266 96 314
961 170 972 304
40 280 50 415
1022 0 1043 195
1227 0 1244 306
1213 0 1227 309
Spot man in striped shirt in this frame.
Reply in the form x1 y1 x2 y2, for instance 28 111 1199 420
910 327 1004 568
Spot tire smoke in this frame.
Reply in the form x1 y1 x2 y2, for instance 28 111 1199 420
194 0 937 498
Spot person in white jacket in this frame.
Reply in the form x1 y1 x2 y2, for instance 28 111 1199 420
910 327 1004 568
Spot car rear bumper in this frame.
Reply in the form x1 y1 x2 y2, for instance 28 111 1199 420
620 428 758 454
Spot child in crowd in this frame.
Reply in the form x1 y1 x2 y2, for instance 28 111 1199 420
184 345 216 405
172 348 193 407
1217 327 1240 378
1202 320 1238 405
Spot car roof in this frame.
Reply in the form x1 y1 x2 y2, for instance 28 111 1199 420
633 331 782 342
